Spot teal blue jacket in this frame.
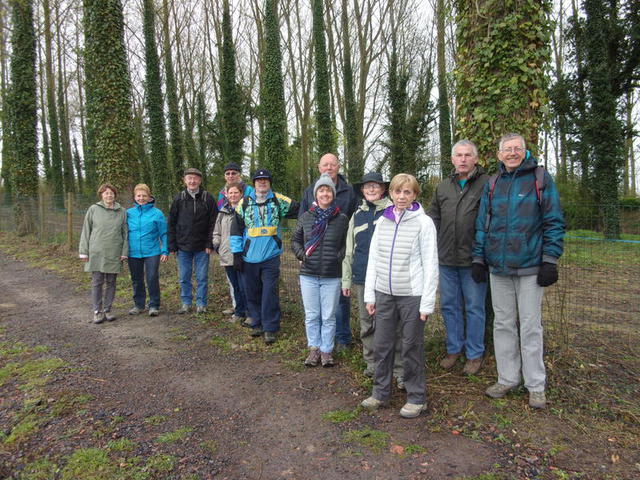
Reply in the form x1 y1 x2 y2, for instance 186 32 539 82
127 200 169 258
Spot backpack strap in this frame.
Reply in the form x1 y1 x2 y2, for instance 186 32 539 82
533 165 545 206
485 173 500 231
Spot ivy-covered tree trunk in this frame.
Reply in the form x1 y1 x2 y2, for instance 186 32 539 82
196 92 208 180
454 0 552 164
143 0 169 207
9 0 38 235
386 46 408 176
219 0 246 169
312 0 334 156
260 0 288 186
83 0 135 193
58 65 75 195
72 137 84 194
162 0 184 190
437 0 452 178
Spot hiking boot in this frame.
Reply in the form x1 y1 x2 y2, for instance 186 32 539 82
104 312 116 322
304 348 321 367
148 307 159 317
264 331 277 344
222 308 234 315
230 314 245 323
463 357 484 376
395 376 406 391
250 327 263 337
177 304 191 314
440 353 461 370
400 402 427 419
363 367 374 378
196 306 207 314
529 391 547 409
360 396 388 410
129 306 143 315
242 317 254 328
92 312 105 324
485 382 517 399
321 352 334 368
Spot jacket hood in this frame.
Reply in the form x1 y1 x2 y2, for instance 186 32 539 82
97 201 122 211
382 201 422 221
132 198 156 210
498 150 539 175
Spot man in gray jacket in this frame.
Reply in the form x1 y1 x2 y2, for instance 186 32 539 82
427 140 489 375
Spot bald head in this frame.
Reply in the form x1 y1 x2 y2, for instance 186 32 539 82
318 153 340 183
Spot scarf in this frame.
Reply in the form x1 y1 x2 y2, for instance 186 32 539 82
304 203 340 257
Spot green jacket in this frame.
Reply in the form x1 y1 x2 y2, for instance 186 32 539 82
79 201 128 273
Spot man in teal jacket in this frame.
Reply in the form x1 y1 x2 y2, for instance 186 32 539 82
472 133 564 409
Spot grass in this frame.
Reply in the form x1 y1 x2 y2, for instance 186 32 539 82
60 448 118 480
14 457 58 480
321 407 362 424
156 426 194 444
144 414 169 425
343 427 390 454
107 437 136 452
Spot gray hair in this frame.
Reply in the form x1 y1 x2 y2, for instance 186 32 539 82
451 139 478 158
498 133 526 151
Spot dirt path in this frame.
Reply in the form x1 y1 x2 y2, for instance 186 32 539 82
0 252 512 479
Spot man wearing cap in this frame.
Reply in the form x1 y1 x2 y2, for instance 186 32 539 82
300 153 358 351
168 168 218 314
427 139 489 376
230 168 299 344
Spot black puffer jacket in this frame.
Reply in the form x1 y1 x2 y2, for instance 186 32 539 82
291 208 349 278
168 188 217 252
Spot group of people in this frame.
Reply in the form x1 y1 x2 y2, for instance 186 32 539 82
79 131 565 418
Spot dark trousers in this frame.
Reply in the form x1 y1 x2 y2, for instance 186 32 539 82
128 255 161 309
334 293 352 345
242 256 281 333
372 291 426 404
224 266 247 317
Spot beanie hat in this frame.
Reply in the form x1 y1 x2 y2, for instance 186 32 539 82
313 173 336 199
224 162 241 172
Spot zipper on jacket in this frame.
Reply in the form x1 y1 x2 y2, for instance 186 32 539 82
502 173 516 268
388 211 404 295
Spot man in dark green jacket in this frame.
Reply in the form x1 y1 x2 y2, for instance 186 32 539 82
427 140 489 375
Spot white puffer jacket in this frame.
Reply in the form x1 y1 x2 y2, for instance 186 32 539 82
364 202 439 315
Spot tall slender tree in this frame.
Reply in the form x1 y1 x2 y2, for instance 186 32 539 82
8 0 38 234
83 0 135 191
143 0 170 207
312 0 334 155
72 137 84 194
436 0 452 177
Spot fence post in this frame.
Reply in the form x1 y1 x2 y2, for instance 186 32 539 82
67 192 73 251
39 191 45 241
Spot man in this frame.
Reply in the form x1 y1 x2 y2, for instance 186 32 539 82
217 162 254 320
230 168 299 344
300 153 358 350
472 133 564 409
427 139 489 376
168 168 217 314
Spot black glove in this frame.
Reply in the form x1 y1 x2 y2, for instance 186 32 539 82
537 262 558 287
471 262 487 283
233 253 244 272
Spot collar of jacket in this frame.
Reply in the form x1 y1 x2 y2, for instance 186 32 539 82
448 164 486 182
97 201 122 210
132 198 156 211
382 201 421 221
498 150 539 176
360 196 392 211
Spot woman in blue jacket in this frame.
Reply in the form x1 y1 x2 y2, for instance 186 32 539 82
127 184 169 316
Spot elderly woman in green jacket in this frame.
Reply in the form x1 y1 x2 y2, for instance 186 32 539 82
79 183 128 324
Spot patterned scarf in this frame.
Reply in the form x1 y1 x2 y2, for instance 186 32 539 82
304 204 340 257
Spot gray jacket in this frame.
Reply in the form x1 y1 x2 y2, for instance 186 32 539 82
212 204 236 267
79 201 128 273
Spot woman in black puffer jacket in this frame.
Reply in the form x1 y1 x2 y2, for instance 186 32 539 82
292 174 349 368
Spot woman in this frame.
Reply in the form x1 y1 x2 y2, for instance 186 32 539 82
126 183 168 317
212 182 247 323
79 183 128 324
342 172 403 386
360 173 438 418
292 174 349 367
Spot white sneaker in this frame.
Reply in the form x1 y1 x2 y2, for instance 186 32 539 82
360 396 388 410
399 402 427 418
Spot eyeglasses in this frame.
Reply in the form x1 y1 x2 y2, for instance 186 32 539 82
225 171 240 176
500 147 525 153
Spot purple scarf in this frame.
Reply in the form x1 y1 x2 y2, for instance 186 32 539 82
304 204 340 257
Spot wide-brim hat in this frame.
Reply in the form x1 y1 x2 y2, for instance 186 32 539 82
353 171 390 192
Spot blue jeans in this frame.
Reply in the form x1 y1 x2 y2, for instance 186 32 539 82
242 256 281 333
334 293 352 345
439 265 487 359
224 266 247 317
177 250 210 307
128 255 161 309
299 275 341 353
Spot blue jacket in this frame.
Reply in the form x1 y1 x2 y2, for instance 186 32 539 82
472 153 565 276
127 200 169 258
230 189 299 263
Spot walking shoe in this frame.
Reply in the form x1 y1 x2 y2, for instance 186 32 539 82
485 382 517 399
399 402 427 419
360 396 388 410
177 304 191 314
321 352 334 368
230 314 245 323
529 391 547 409
129 306 143 315
463 357 484 376
92 312 105 324
264 331 277 344
104 312 116 322
250 327 263 337
395 376 406 391
196 306 207 314
242 317 254 328
148 307 159 317
439 353 461 370
363 367 374 378
222 308 234 315
304 348 321 367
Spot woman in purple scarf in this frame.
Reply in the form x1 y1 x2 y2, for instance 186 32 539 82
292 174 349 367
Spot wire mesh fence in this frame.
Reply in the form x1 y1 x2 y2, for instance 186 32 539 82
0 192 638 353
